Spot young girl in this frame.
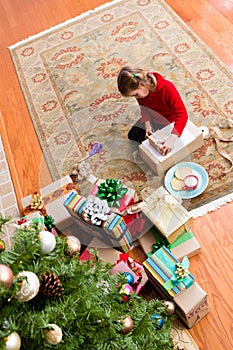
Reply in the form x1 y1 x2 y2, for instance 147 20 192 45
117 65 188 156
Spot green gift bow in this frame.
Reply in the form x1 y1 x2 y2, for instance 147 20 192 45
97 179 128 208
44 214 55 231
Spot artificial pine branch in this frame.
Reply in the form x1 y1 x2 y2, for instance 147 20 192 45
0 223 175 350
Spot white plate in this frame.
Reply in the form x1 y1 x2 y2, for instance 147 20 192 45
164 162 209 199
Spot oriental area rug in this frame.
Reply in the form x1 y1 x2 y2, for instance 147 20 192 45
9 0 233 217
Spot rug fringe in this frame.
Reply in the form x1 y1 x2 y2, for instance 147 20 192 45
190 192 233 218
8 0 124 49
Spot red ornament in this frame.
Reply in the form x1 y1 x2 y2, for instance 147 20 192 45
122 295 129 302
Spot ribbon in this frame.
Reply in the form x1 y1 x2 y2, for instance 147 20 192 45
143 192 182 225
97 179 128 208
209 119 233 173
169 231 194 249
71 161 92 181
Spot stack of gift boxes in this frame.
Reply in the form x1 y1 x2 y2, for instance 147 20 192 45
20 175 209 328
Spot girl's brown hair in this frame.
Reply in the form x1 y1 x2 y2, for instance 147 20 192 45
117 65 156 96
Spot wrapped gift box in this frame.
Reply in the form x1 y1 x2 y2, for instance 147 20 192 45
143 246 209 328
139 120 204 175
169 231 201 260
21 176 79 237
139 186 192 243
90 179 136 215
110 253 148 294
139 226 201 260
63 190 133 253
175 282 209 328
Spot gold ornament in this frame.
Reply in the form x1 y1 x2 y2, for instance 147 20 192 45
4 331 21 350
162 300 175 315
44 324 62 345
66 235 81 256
120 316 134 334
0 264 14 288
15 271 40 302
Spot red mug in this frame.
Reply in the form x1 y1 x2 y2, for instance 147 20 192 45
182 174 199 191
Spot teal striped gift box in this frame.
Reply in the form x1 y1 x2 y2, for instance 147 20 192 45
63 190 133 253
143 246 195 297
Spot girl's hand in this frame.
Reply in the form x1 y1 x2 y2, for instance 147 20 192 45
145 121 153 138
157 134 178 156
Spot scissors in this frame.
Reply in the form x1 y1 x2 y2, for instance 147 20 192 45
78 142 103 163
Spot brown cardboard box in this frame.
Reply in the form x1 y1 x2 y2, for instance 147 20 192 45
139 120 204 175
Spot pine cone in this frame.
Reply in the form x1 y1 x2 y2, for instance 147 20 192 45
39 272 64 299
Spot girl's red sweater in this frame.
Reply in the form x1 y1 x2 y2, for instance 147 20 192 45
137 72 188 136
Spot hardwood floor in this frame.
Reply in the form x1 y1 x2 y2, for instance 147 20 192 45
0 1 233 349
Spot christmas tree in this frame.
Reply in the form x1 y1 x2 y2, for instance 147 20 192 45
0 214 175 350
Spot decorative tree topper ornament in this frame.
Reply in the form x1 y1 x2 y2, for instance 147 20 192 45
97 179 128 208
3 331 21 350
39 230 56 255
15 271 40 302
44 324 63 345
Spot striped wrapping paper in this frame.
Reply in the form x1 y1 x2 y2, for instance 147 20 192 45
63 190 133 253
143 246 195 297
